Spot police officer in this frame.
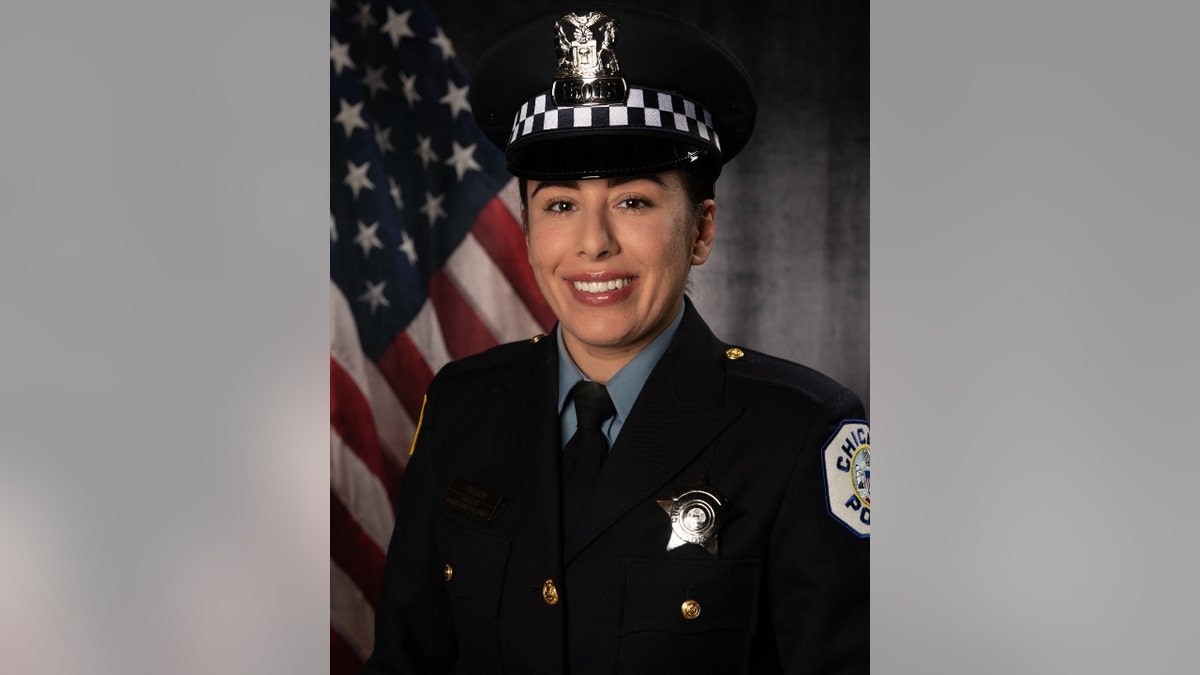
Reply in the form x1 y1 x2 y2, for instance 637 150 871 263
363 6 869 674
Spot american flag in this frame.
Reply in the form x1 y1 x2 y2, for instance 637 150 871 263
329 1 554 672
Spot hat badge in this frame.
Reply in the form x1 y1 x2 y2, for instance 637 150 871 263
552 12 628 107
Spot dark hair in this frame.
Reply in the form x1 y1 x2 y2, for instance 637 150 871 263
517 169 715 214
679 166 716 203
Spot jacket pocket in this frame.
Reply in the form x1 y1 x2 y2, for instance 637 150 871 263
617 557 761 674
435 516 509 672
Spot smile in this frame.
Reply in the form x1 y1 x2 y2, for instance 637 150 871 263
573 278 632 294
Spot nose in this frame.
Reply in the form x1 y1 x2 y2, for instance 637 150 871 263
575 204 617 259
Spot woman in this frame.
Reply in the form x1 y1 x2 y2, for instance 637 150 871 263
364 6 869 673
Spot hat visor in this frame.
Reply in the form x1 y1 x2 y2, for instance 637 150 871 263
505 134 721 182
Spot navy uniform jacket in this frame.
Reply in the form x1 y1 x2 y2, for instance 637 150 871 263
363 301 869 674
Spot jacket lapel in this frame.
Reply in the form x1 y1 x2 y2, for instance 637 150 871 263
499 333 564 574
564 302 743 563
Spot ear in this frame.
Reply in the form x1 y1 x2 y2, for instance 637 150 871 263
690 199 716 266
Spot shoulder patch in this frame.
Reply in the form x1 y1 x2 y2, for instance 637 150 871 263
821 420 870 537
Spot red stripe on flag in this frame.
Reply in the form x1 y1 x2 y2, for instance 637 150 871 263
374 331 435 423
331 357 404 507
428 269 499 360
471 197 557 331
331 626 363 675
331 491 387 605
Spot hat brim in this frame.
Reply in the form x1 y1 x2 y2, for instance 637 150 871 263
506 131 720 181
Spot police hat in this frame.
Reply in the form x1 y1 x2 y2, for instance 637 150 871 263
469 5 757 182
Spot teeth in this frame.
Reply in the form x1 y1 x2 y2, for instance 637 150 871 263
574 278 630 293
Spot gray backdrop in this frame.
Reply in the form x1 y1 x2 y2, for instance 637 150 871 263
432 0 870 412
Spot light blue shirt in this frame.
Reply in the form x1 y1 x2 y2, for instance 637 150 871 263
557 304 685 450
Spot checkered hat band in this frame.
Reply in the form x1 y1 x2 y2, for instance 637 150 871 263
509 86 721 153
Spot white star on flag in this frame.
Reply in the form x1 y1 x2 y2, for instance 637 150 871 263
419 191 447 227
446 141 482 180
388 176 403 208
400 72 421 109
361 64 390 97
439 80 471 120
343 160 374 198
353 221 384 257
430 27 456 61
330 37 355 75
398 229 418 265
334 98 369 137
358 279 390 314
349 2 376 34
381 7 415 47
414 134 438 169
374 124 395 154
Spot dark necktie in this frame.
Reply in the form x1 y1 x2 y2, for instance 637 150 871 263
562 380 615 535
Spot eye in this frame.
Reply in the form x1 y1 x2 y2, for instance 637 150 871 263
542 199 576 214
617 197 650 210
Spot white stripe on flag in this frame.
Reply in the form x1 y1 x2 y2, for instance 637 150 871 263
330 282 415 466
331 560 375 662
445 232 543 343
330 428 395 551
498 177 522 224
405 299 453 375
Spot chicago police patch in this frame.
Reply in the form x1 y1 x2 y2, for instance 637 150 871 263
822 421 870 537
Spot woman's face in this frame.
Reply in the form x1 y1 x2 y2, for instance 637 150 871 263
524 170 716 374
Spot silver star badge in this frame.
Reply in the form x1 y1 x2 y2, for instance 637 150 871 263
657 487 725 556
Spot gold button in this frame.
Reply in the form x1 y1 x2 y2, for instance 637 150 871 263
530 334 545 343
724 347 744 360
542 579 559 606
681 599 701 620
443 564 454 582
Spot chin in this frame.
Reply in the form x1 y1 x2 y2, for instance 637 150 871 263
565 325 621 347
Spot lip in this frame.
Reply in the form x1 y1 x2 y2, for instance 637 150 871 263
564 273 635 306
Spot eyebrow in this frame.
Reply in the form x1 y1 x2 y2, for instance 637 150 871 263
528 174 669 198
